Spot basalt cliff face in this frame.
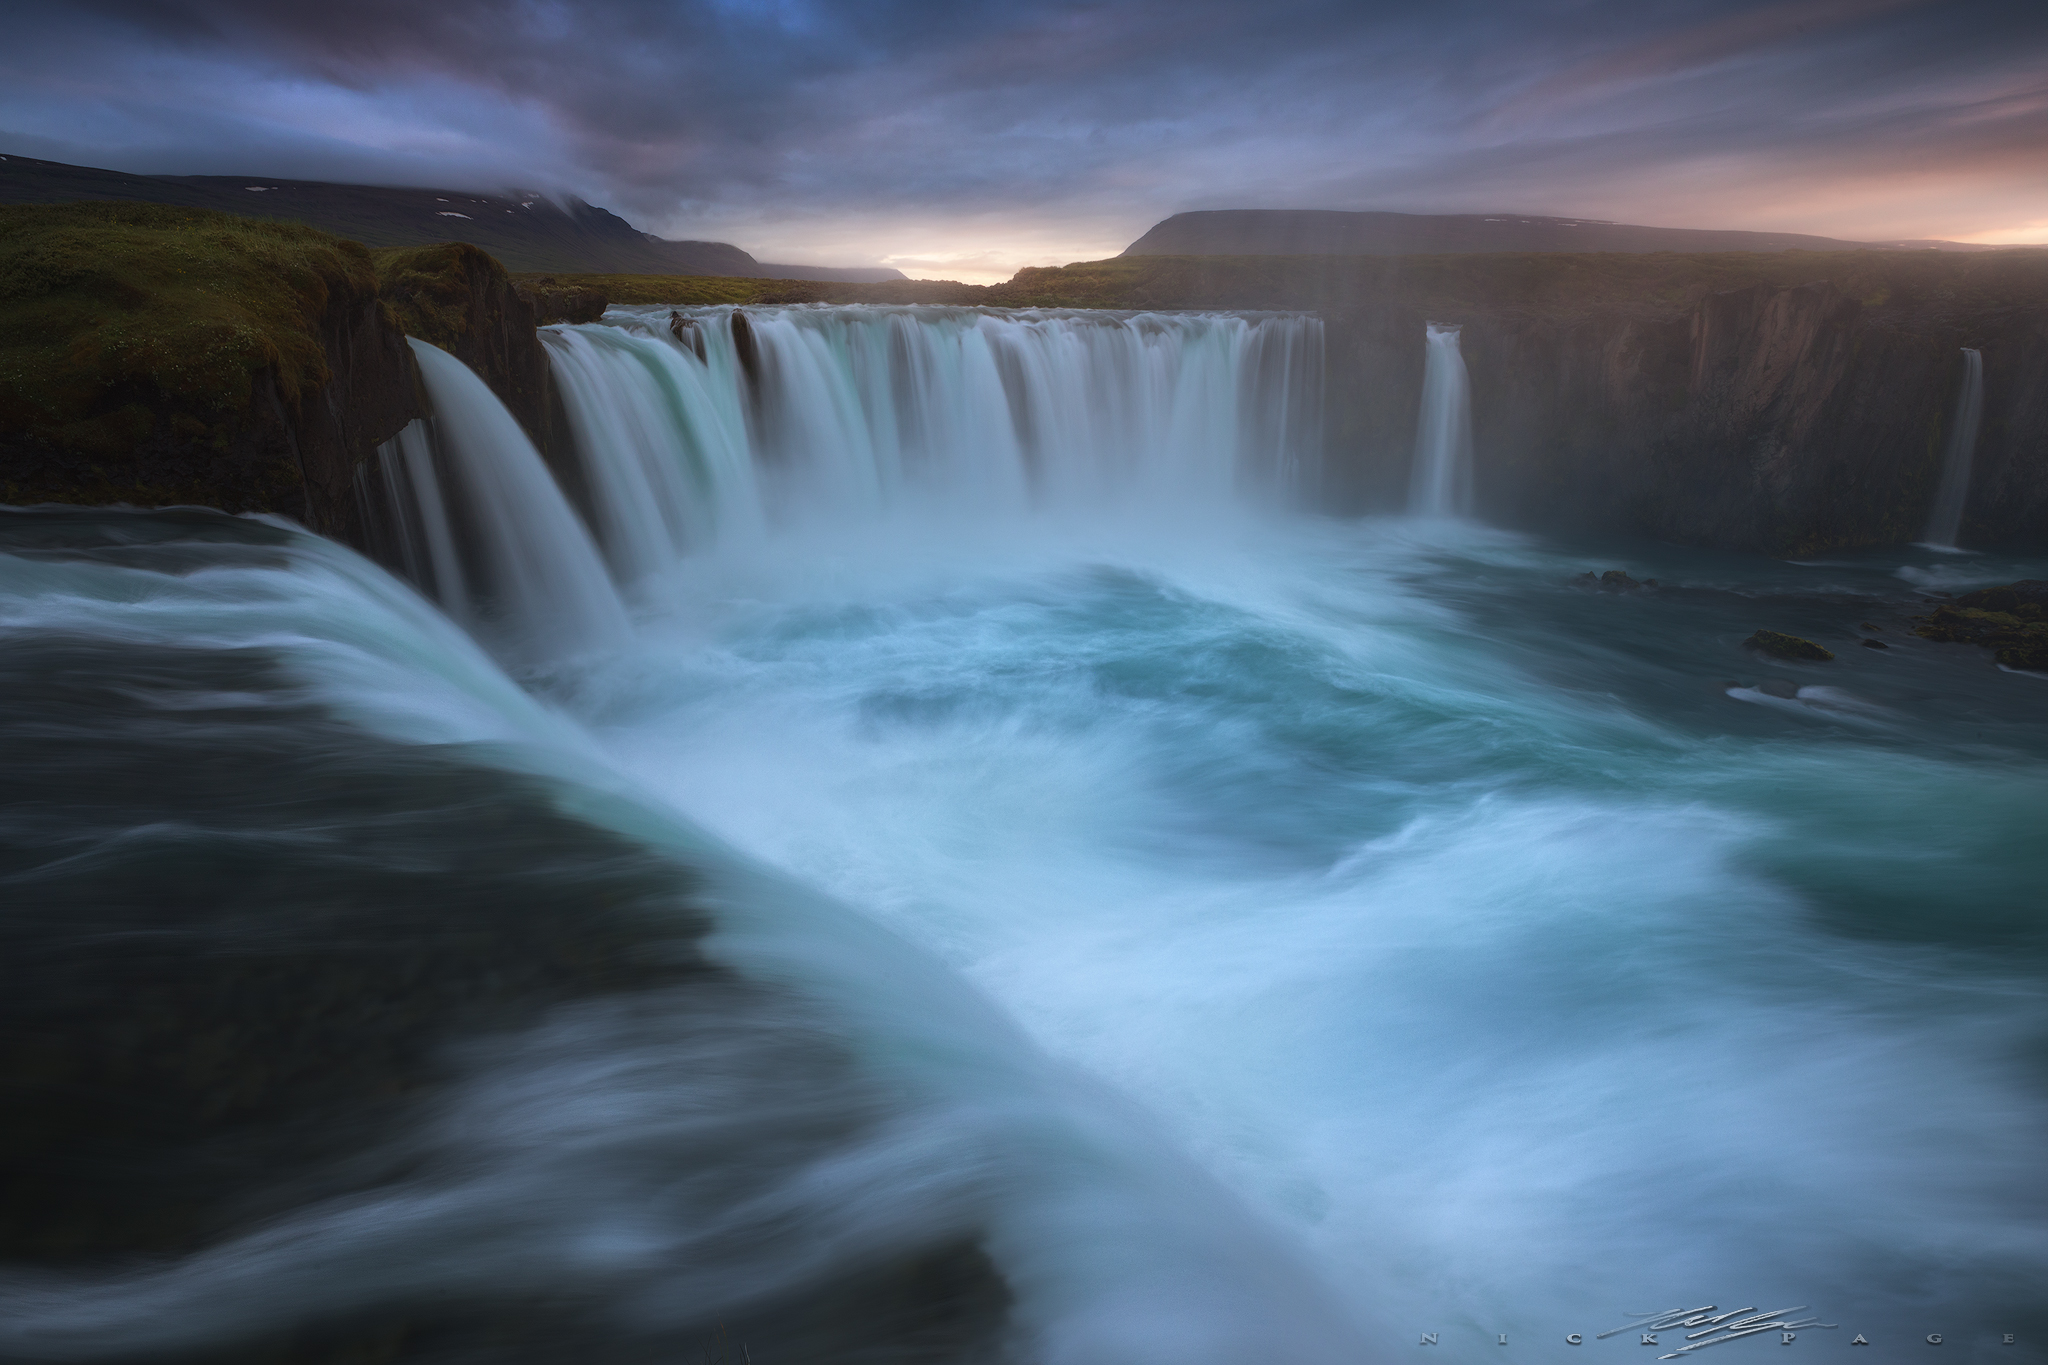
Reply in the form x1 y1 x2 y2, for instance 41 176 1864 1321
1319 258 2048 552
0 210 600 546
0 202 419 544
373 243 578 461
994 251 2048 552
10 208 2046 557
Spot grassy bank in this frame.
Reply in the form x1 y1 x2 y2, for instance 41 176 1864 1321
0 202 376 478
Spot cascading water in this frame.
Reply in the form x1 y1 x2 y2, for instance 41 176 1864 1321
9 305 2048 1365
547 306 1323 548
1408 322 1474 516
1920 346 1985 550
374 338 631 660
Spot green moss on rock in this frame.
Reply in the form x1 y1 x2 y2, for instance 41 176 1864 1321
1914 582 2048 671
513 275 608 325
1 202 370 467
1 202 414 528
370 242 502 352
1744 629 1835 661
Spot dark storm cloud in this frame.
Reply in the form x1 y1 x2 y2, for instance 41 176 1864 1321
5 0 2046 265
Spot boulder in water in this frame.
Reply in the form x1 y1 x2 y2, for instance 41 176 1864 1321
1912 583 2048 670
1953 580 2048 616
1574 569 1659 592
668 309 708 362
1744 630 1834 661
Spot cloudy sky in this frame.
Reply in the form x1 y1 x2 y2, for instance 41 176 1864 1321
6 0 2045 282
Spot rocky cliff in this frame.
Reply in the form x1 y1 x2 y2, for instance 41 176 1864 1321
0 202 419 543
995 251 2048 552
1121 208 2009 257
1319 256 2048 552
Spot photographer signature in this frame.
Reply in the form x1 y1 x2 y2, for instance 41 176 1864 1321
1596 1306 1837 1358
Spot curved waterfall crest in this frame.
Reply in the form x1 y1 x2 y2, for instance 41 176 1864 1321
1920 346 1984 550
572 304 1325 522
1408 322 1475 517
373 305 1324 649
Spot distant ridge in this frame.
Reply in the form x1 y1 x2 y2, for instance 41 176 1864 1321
1122 209 2014 257
0 153 905 280
753 264 909 283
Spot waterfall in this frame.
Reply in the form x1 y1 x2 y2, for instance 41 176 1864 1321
546 305 1324 547
1408 323 1474 517
1920 347 1984 550
372 339 631 661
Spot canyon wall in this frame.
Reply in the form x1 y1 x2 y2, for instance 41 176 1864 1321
1323 274 2048 551
1002 251 2048 552
0 211 601 547
8 205 2043 558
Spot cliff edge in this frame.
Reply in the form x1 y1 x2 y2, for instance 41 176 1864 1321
0 202 419 543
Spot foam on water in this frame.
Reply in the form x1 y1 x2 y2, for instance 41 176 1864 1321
11 308 2046 1362
583 506 2048 1352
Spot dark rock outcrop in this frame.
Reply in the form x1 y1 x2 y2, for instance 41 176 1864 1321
1745 630 1835 661
1574 569 1658 591
516 275 609 325
373 243 552 443
1913 580 2048 669
0 202 418 543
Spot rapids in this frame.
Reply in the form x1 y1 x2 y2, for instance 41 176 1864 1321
4 305 2044 1364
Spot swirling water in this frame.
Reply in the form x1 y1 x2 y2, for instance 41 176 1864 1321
4 306 2044 1364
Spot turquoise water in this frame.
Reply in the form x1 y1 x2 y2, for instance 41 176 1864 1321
568 511 2048 1357
7 305 2044 1361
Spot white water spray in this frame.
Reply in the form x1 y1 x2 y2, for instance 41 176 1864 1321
1408 323 1474 517
1920 347 1984 550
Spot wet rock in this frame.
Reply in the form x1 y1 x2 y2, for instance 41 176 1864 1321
1997 634 2048 672
730 308 762 392
1758 678 1801 698
1574 569 1659 592
1860 638 1889 649
668 309 708 362
1953 580 2048 617
1744 630 1835 662
1911 583 2048 671
1859 621 1883 632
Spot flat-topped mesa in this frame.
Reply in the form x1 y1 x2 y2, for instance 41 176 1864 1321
2 152 907 280
1121 208 2015 257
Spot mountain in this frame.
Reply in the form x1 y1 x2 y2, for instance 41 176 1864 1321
1122 208 2013 257
754 264 908 282
0 153 903 280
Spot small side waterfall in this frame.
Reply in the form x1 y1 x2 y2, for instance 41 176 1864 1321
1920 347 1984 550
1408 323 1474 517
373 339 631 660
